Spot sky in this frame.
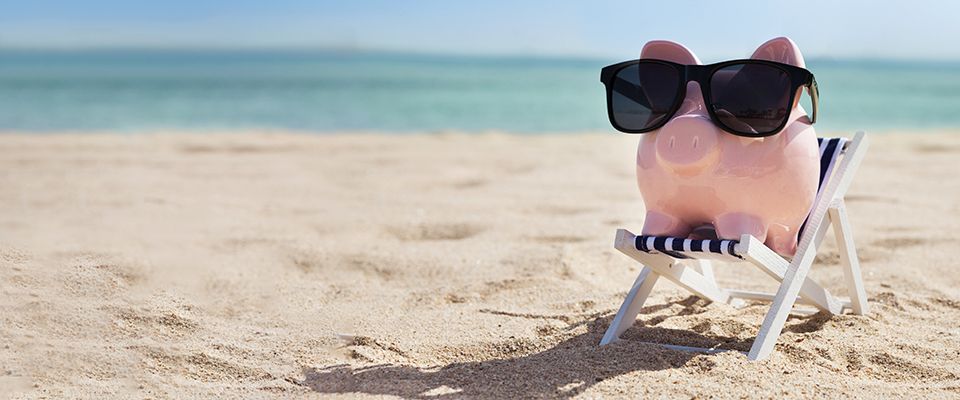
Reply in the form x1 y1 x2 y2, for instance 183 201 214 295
1 0 959 61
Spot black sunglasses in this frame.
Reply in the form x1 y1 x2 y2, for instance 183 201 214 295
600 59 818 137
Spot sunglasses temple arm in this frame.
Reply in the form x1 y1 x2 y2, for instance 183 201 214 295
807 76 819 124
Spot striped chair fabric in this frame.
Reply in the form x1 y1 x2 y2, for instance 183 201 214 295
635 137 848 261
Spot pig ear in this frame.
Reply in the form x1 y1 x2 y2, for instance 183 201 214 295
750 37 806 68
640 40 701 65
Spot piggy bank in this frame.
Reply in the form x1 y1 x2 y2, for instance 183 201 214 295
634 37 819 256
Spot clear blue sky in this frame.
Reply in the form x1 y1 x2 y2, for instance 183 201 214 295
1 0 958 61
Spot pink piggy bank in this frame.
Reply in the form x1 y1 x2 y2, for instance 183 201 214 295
629 37 820 256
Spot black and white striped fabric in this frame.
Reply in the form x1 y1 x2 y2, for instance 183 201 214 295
635 137 848 261
636 235 741 260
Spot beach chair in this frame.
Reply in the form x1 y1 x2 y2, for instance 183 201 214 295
600 132 870 361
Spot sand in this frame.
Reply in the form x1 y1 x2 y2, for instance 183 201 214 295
1 131 959 399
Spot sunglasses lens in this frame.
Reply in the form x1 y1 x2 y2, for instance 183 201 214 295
709 63 792 136
610 62 680 132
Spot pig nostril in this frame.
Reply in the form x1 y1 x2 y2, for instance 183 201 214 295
692 136 700 149
669 136 676 149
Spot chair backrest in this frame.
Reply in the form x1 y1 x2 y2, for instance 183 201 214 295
797 137 848 239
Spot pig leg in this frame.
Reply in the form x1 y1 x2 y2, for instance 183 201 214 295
766 223 799 256
714 212 768 242
641 210 692 237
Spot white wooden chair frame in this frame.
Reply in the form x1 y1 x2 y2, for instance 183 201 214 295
600 131 870 361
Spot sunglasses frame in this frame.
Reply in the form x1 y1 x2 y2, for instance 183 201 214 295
600 58 818 137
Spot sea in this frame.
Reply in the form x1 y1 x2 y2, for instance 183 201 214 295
1 49 959 133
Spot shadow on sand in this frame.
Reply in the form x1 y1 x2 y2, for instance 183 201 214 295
294 296 826 398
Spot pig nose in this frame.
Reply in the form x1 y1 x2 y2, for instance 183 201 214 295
654 114 720 175
675 81 709 117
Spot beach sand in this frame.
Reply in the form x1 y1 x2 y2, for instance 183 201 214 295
1 131 959 399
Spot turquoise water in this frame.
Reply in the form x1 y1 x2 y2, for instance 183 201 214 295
1 49 959 133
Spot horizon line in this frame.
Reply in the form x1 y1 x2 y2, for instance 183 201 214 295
2 44 960 65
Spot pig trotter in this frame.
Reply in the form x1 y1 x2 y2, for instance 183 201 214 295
766 223 799 256
715 212 768 243
641 210 692 237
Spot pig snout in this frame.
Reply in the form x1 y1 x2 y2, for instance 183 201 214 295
654 115 720 175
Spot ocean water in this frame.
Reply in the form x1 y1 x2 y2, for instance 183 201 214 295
1 49 959 133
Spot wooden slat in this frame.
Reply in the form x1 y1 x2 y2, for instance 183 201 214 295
727 289 852 310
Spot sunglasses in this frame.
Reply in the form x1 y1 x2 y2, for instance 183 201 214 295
600 59 819 137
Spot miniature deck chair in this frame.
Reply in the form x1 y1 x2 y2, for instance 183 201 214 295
600 132 870 361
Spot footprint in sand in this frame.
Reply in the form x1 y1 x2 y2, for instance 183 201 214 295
338 253 400 280
449 178 489 189
813 247 880 265
864 352 958 382
845 194 900 204
108 304 200 337
870 236 929 248
913 144 960 154
529 235 589 244
387 222 485 241
177 143 296 154
527 205 595 216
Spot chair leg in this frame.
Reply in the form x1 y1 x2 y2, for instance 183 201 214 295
748 251 818 361
600 266 659 345
829 203 869 315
